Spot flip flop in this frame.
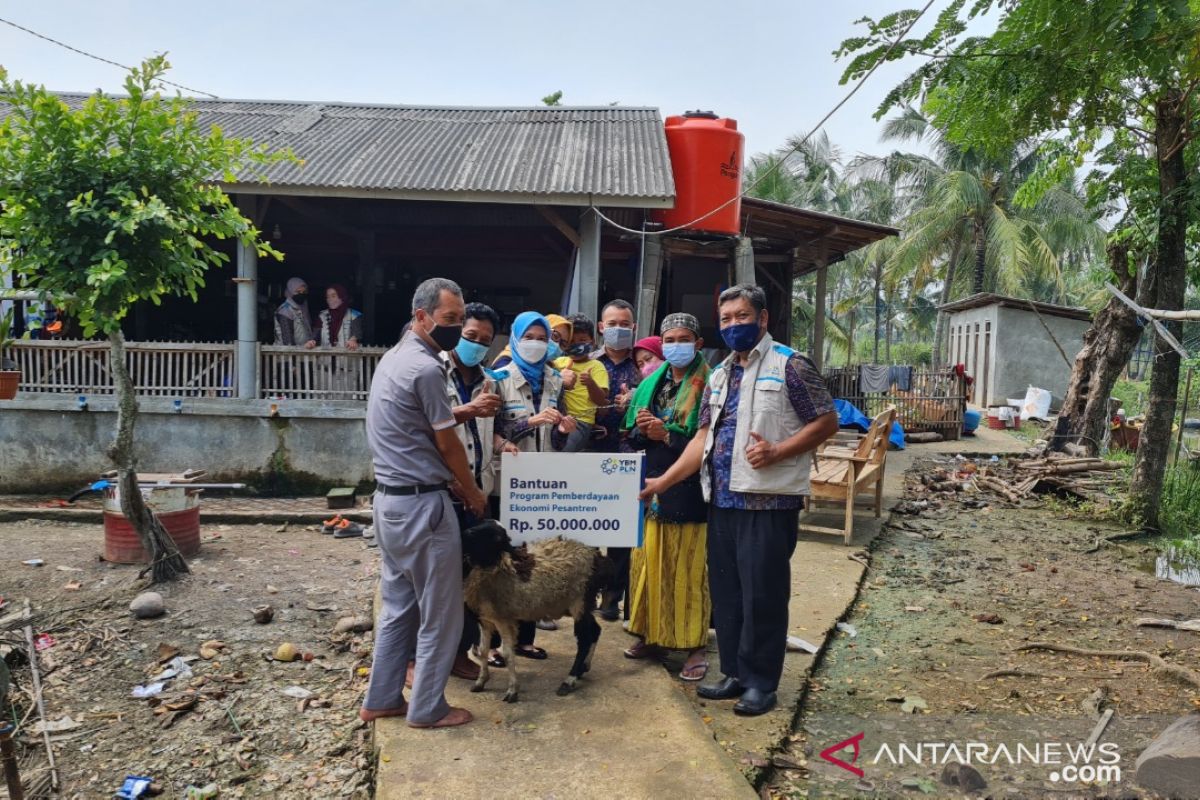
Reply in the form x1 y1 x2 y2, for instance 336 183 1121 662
514 646 547 660
623 641 659 659
679 659 709 682
321 515 344 534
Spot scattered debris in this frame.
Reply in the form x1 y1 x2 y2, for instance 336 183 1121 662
31 715 81 735
1016 642 1200 688
274 642 299 662
333 616 372 635
114 774 155 799
184 783 220 799
21 559 44 567
199 640 225 659
835 622 858 638
974 613 1004 624
940 762 987 792
786 635 819 654
281 685 313 699
1135 617 1200 633
131 682 165 699
253 604 275 624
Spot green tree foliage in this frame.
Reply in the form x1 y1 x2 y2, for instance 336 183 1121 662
0 56 293 580
837 0 1200 527
0 56 287 336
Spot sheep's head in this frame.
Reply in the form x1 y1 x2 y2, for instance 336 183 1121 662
461 520 515 570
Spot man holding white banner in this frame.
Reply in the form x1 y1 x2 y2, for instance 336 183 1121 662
640 284 839 717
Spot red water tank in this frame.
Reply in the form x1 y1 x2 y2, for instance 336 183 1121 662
653 111 744 236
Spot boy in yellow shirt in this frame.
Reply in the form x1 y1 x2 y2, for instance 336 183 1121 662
560 313 608 452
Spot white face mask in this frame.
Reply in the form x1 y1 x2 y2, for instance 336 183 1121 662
516 339 548 363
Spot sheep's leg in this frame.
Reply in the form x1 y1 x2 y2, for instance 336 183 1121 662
498 621 520 703
471 620 495 693
581 613 601 674
558 613 601 696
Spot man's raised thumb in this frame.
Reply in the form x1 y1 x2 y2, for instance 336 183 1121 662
748 431 766 444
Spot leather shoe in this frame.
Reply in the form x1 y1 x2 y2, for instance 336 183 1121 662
733 688 777 716
696 675 744 700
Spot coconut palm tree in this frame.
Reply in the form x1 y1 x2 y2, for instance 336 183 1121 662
866 107 1104 364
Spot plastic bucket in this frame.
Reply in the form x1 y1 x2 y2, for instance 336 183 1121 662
963 409 982 434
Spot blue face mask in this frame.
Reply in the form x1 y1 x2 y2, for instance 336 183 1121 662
662 342 696 368
455 338 489 368
546 340 563 361
720 322 761 353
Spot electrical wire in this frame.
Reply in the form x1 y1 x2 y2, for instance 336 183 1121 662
0 15 219 98
589 0 940 237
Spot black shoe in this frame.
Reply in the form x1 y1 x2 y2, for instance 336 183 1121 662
597 605 620 622
733 688 777 716
696 676 744 700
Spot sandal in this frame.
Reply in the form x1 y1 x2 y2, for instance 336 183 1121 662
623 640 659 659
514 645 547 660
679 655 709 682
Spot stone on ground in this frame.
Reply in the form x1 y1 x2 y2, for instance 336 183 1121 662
129 591 165 619
1135 714 1200 797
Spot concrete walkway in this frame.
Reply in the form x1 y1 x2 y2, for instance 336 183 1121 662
372 426 1025 798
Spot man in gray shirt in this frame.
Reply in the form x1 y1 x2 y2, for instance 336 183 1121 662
361 277 486 729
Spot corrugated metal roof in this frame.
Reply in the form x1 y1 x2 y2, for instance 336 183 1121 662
41 95 675 207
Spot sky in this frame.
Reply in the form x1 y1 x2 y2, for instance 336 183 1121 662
0 0 961 163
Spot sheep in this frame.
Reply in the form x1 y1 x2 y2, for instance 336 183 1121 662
461 520 613 703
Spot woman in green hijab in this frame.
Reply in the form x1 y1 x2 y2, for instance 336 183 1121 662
621 312 712 681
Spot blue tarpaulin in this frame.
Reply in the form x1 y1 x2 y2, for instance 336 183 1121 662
833 398 906 450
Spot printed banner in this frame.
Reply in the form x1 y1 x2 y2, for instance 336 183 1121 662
500 452 644 547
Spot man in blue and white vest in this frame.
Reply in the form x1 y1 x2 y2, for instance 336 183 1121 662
640 284 839 716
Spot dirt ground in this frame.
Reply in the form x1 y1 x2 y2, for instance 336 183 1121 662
0 518 379 798
767 456 1200 799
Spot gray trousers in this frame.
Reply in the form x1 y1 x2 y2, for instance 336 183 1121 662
364 490 463 724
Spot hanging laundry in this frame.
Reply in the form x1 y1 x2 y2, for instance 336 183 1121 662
888 365 913 392
859 364 891 393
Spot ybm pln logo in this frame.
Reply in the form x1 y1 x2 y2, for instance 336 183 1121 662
600 458 639 476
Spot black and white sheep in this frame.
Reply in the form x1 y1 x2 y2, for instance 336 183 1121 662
461 520 613 703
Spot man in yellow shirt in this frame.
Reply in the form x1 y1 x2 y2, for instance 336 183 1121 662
559 313 608 452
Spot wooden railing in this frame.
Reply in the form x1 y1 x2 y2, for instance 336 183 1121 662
4 340 389 401
260 345 387 401
8 340 236 397
825 366 967 440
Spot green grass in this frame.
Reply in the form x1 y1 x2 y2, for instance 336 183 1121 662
1160 464 1200 539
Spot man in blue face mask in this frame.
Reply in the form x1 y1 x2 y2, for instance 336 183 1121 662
639 284 839 717
436 302 509 683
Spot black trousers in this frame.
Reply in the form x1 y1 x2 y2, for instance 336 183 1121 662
603 547 631 618
707 505 799 692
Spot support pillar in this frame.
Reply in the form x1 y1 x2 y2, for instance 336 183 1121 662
734 235 755 286
578 209 601 323
356 234 378 344
635 237 664 337
812 256 828 371
235 194 259 399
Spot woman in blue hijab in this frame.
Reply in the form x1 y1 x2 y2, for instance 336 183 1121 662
489 311 576 660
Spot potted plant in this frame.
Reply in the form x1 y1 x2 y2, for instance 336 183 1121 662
0 307 18 399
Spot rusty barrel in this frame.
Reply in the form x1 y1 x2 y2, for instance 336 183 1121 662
103 486 202 564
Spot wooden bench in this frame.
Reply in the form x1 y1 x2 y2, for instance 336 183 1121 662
800 406 897 545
